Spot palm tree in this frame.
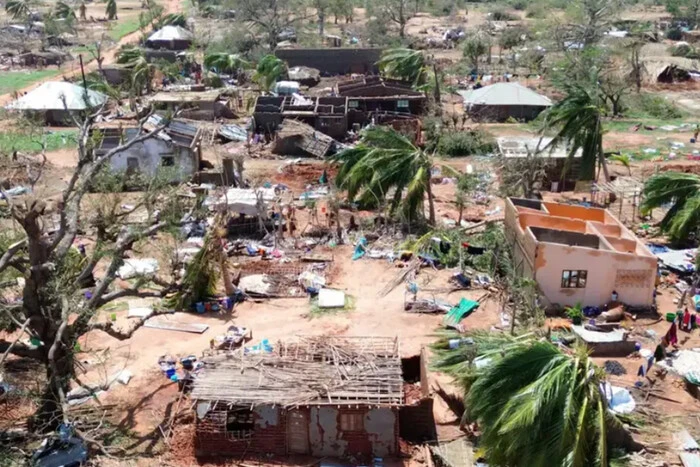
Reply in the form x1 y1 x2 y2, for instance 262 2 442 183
332 127 436 224
377 48 441 107
117 46 154 94
608 154 631 176
106 0 118 20
545 70 610 182
204 53 250 76
5 0 31 20
253 55 286 92
641 172 700 244
432 332 623 467
54 1 76 19
158 12 187 27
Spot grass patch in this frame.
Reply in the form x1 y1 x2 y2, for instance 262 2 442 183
604 119 692 134
108 18 142 41
308 294 355 318
0 70 62 95
0 130 78 154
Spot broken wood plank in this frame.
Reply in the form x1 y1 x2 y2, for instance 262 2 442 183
144 320 209 334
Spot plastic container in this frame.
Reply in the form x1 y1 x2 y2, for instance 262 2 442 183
666 312 677 322
195 302 205 314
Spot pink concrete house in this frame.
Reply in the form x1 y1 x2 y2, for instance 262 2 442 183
505 198 657 308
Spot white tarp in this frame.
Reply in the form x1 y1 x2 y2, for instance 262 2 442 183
318 288 345 308
205 188 277 215
6 81 107 111
117 258 159 279
601 383 636 414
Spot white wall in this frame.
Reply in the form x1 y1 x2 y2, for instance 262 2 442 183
108 137 197 182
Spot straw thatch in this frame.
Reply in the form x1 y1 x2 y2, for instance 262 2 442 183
191 336 404 407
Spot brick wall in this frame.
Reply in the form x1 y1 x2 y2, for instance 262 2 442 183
195 406 287 458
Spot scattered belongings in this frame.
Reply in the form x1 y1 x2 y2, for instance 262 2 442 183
601 383 636 414
117 258 159 280
210 326 252 350
405 297 453 313
32 425 88 467
239 274 274 297
651 244 697 275
317 288 345 308
205 187 278 214
443 298 479 329
299 270 326 293
658 349 700 381
604 360 627 376
144 319 209 334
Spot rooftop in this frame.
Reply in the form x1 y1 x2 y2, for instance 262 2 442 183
458 82 553 107
507 197 654 257
149 89 222 104
191 336 404 407
337 76 424 98
498 136 583 159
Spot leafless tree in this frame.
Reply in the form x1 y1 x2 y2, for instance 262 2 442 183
0 106 190 433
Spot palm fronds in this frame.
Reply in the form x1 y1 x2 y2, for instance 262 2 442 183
6 0 30 20
433 332 614 467
377 48 427 87
331 127 434 223
642 171 700 243
204 53 250 74
545 69 608 181
158 12 186 27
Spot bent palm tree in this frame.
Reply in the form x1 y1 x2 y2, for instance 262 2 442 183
641 171 700 244
377 48 441 106
332 127 436 224
253 55 286 92
545 70 609 182
432 332 623 467
204 53 250 75
117 46 154 94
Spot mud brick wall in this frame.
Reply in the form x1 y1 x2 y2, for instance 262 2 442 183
195 406 287 457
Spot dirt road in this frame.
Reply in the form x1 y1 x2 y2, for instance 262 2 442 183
0 0 184 106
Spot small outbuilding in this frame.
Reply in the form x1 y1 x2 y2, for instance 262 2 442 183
458 82 552 122
145 25 194 51
191 336 404 461
5 81 107 125
92 117 202 184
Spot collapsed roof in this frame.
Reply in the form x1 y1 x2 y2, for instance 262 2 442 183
6 81 107 111
191 336 404 407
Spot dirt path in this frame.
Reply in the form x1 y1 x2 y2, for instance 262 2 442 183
0 0 183 106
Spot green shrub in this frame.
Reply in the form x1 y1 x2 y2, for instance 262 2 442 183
670 43 692 57
437 130 497 157
634 94 683 119
489 8 518 21
666 28 682 41
508 0 528 10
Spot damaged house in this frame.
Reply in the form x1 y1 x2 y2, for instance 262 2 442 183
92 118 202 183
505 197 657 309
149 89 235 120
253 77 426 140
192 336 416 460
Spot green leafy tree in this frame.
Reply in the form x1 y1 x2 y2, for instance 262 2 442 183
372 0 422 38
253 54 287 92
106 0 118 20
232 0 302 50
462 32 489 74
641 172 700 244
332 127 436 224
545 69 610 181
432 332 630 466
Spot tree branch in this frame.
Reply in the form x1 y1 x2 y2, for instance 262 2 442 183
0 339 43 361
0 238 27 275
88 308 173 340
97 288 165 308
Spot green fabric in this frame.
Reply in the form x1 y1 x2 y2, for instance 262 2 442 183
444 298 479 327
